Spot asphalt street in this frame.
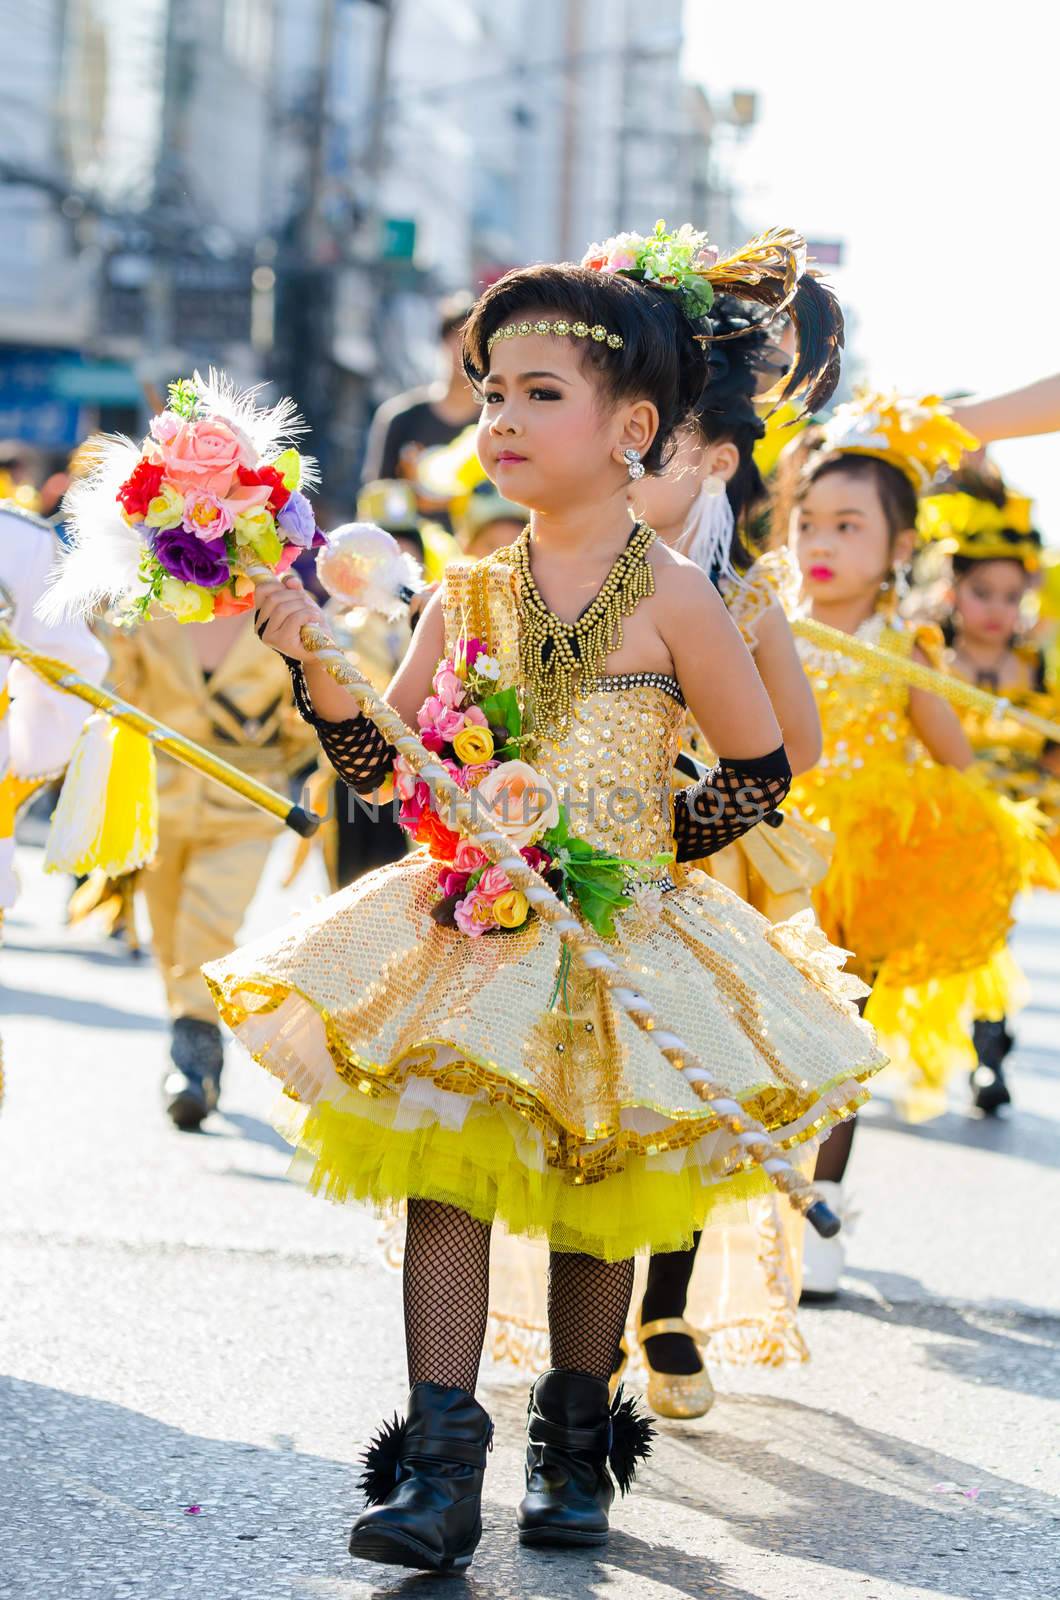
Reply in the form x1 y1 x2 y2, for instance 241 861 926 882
2 837 1058 1600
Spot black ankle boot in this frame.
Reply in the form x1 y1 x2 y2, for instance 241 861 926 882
349 1383 493 1572
517 1369 654 1547
971 1018 1014 1114
163 1017 224 1131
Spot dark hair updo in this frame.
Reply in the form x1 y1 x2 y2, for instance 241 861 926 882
796 452 919 543
462 264 708 473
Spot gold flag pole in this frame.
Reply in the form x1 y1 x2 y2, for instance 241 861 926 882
793 615 1060 743
0 621 319 838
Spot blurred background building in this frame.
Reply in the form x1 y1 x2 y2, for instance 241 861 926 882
1 0 762 507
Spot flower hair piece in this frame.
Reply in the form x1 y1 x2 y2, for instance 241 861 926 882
582 222 845 416
820 391 979 491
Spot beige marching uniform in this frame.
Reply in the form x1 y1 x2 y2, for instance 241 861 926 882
102 616 316 1021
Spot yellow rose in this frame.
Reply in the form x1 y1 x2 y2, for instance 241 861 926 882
144 482 186 530
158 578 215 623
452 725 495 766
493 889 529 929
233 503 276 547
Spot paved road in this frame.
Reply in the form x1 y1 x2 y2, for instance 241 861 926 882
2 839 1058 1600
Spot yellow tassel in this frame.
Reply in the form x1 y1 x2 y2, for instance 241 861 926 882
44 714 158 876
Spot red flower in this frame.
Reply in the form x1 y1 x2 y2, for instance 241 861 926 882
237 463 290 511
116 458 164 519
415 807 462 862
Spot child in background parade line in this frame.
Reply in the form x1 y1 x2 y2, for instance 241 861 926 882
917 469 1060 1110
205 227 881 1573
787 393 1043 1291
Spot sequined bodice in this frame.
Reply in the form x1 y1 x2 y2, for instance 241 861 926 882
527 676 686 869
793 622 924 804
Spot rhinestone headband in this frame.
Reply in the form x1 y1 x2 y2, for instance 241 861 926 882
486 318 624 355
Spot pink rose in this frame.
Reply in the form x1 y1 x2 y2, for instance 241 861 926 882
276 544 299 575
159 417 255 496
459 760 498 790
182 490 233 541
454 888 497 937
606 249 637 272
472 760 561 849
150 411 182 448
463 705 488 727
462 637 485 669
477 865 512 901
438 867 471 898
453 841 488 874
434 669 465 710
420 727 445 754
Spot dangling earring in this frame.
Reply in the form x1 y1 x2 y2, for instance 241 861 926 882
624 447 645 481
703 473 726 499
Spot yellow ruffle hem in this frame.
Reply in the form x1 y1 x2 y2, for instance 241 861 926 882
204 854 883 1261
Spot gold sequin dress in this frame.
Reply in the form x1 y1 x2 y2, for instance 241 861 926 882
204 557 882 1260
790 613 1037 1120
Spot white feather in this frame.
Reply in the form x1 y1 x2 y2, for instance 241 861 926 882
37 435 145 622
192 368 320 491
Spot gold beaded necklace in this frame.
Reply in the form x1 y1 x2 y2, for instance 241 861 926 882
512 521 657 733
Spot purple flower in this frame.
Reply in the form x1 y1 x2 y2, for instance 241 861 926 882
276 490 316 548
152 527 230 588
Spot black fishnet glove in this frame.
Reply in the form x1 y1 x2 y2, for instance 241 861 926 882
673 745 792 863
285 659 395 794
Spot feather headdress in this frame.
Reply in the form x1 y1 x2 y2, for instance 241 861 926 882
818 391 979 491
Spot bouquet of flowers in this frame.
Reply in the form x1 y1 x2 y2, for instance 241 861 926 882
397 635 671 939
43 370 324 626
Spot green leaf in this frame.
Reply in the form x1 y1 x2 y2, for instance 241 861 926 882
478 686 521 741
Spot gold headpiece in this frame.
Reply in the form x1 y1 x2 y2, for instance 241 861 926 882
487 318 624 355
919 489 1041 569
819 391 979 490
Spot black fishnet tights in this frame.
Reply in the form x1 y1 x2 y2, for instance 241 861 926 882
674 746 792 862
548 1251 635 1381
404 1200 491 1393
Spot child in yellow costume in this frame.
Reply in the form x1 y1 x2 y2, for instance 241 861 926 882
205 235 880 1572
788 393 1040 1287
484 292 840 1420
102 610 316 1129
919 471 1060 1110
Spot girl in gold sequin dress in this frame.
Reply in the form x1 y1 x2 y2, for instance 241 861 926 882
787 394 1039 1287
205 241 880 1572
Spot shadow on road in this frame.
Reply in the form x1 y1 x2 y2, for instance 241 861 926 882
0 986 164 1032
4 1373 1057 1600
863 1103 1060 1171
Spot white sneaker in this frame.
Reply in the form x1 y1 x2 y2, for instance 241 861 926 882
800 1180 847 1299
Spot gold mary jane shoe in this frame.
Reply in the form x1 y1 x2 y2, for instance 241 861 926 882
637 1316 715 1420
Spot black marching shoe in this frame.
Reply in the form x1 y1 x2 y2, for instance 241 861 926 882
517 1369 654 1548
163 1017 224 1131
349 1383 493 1572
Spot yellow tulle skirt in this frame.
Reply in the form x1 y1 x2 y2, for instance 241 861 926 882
205 852 883 1261
792 761 1036 988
